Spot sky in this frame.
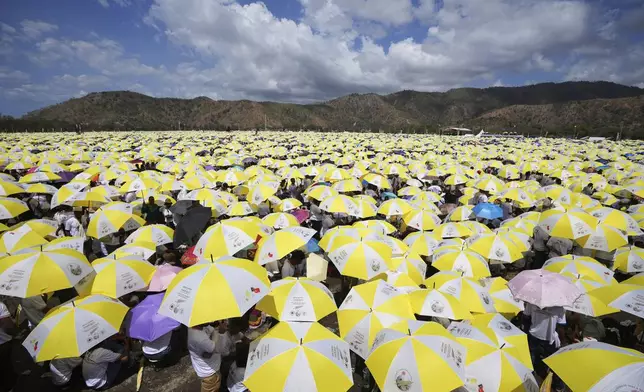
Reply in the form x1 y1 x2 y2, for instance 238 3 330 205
0 0 643 116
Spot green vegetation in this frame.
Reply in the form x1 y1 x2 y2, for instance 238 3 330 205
2 81 643 137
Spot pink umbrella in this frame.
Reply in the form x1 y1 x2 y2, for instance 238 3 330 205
291 208 310 224
147 264 182 292
508 269 583 308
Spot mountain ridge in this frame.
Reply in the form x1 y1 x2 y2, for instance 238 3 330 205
18 81 644 136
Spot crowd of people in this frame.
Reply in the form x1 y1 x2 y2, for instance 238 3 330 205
0 132 643 392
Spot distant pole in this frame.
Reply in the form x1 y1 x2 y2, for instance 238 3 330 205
178 121 181 131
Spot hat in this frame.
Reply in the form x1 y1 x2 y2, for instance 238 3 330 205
248 309 266 330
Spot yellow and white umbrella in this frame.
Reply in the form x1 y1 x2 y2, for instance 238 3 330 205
366 321 467 392
194 219 261 260
0 181 25 196
243 321 353 392
391 251 427 285
50 182 89 208
18 171 61 183
352 220 396 235
593 283 644 318
469 313 531 366
543 255 614 284
254 226 316 266
377 198 412 216
480 277 524 315
247 183 279 205
159 257 270 326
256 277 337 322
446 206 475 222
403 231 440 256
538 209 598 239
410 288 473 320
432 247 490 278
108 241 157 260
575 224 628 252
434 222 473 238
320 195 360 216
305 185 338 201
466 233 523 264
0 197 29 219
544 341 644 392
327 235 393 280
23 295 128 361
0 249 92 297
0 225 48 256
124 224 173 246
91 256 155 298
425 271 496 314
403 208 441 231
332 178 363 193
623 272 644 286
613 246 644 273
337 280 414 359
589 207 642 235
275 198 302 212
562 274 618 317
447 319 537 392
227 201 257 216
262 212 299 229
22 183 59 195
87 207 146 239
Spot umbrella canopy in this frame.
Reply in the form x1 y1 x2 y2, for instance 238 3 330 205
128 293 181 342
507 269 583 308
0 249 92 297
544 342 644 392
256 277 337 322
243 321 353 392
23 295 128 361
254 226 316 266
194 219 261 260
125 224 174 246
173 206 212 247
90 256 155 298
366 321 467 392
148 263 182 292
593 283 644 318
159 257 269 326
472 203 503 220
337 280 414 359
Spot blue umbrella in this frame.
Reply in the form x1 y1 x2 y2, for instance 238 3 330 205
306 238 321 253
381 191 397 200
472 203 503 220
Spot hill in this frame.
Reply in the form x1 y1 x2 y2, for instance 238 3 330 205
14 81 644 135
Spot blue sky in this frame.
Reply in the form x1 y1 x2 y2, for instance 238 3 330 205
1 0 643 115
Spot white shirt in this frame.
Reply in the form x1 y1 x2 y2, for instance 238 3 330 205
65 217 85 238
187 326 232 378
0 301 12 345
124 192 136 203
142 331 172 356
476 194 488 204
82 346 123 388
50 357 82 386
227 363 248 392
20 296 47 327
281 261 304 278
524 303 566 347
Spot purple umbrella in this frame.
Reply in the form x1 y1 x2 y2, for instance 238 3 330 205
128 293 180 342
55 171 77 183
508 269 582 308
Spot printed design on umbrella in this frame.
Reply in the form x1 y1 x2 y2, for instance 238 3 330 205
395 369 413 391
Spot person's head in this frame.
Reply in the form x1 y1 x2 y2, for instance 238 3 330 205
289 250 306 265
290 178 296 185
148 196 155 205
164 200 172 208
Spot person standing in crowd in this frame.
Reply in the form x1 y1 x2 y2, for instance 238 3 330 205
188 321 234 392
142 196 164 225
20 295 48 329
161 199 177 228
523 303 566 391
532 225 550 268
50 357 83 387
547 236 573 259
226 342 250 392
1 299 17 392
82 338 129 390
281 250 306 278
65 210 85 238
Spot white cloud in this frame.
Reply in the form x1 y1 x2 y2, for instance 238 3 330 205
20 20 58 39
0 67 29 82
0 23 16 34
97 0 131 8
